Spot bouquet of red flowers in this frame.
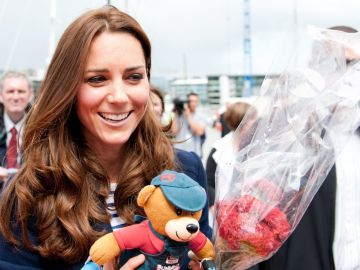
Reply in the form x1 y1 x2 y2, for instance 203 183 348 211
215 180 291 269
217 195 290 254
213 26 360 270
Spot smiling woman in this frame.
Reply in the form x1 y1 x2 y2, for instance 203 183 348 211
76 32 149 161
0 5 211 270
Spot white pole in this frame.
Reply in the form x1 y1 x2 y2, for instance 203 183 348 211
243 0 252 96
46 0 56 66
183 53 187 80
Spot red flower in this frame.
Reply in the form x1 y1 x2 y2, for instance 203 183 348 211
216 194 290 257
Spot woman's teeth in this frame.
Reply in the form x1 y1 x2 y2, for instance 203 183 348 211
99 112 130 122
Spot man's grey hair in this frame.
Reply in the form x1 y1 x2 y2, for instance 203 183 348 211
0 70 32 92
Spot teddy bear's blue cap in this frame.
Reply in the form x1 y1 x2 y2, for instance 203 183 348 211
151 170 207 212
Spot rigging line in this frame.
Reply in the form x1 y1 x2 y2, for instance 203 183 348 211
4 0 32 72
0 0 10 23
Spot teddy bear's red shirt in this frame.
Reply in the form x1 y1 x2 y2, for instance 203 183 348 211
114 220 207 254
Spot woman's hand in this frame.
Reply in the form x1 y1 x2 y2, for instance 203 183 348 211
188 260 202 270
119 254 145 270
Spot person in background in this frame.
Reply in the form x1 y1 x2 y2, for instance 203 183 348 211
149 85 165 122
213 108 231 138
0 6 211 270
206 101 252 209
172 92 206 158
0 71 33 190
257 25 360 270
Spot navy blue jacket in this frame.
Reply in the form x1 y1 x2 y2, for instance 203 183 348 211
0 149 212 270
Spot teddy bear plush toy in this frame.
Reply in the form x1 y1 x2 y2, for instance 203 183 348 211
82 170 216 270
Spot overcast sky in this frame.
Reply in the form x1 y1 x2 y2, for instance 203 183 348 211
1 0 359 79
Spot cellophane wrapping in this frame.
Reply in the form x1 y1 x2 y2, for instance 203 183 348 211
213 26 360 269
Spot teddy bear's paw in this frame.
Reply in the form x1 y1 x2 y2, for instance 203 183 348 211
89 233 120 265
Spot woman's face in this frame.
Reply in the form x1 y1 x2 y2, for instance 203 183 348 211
76 31 149 154
150 92 163 121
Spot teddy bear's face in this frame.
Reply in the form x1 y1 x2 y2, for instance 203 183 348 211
165 216 200 242
142 187 202 242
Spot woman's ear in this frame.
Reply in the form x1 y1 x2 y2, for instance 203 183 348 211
137 185 156 207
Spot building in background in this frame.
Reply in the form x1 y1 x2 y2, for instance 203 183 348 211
169 74 266 107
169 77 208 104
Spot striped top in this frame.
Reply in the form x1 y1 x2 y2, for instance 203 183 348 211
105 183 126 231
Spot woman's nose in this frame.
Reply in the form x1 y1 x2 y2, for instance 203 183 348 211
107 82 128 103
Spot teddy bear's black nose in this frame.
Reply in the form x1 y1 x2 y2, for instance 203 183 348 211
186 224 199 234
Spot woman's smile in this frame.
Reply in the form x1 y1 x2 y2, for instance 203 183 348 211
98 111 132 123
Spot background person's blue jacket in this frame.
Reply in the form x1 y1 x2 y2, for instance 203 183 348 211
0 149 212 270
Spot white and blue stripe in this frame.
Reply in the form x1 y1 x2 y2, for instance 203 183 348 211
106 183 126 231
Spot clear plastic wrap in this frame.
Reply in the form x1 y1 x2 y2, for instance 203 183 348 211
213 26 360 269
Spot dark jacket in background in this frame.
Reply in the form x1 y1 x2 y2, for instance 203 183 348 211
0 120 7 191
205 148 217 207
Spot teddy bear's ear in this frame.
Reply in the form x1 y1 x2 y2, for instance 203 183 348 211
137 185 156 207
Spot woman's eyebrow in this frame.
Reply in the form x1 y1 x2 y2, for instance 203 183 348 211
84 65 145 73
85 68 109 73
124 65 146 72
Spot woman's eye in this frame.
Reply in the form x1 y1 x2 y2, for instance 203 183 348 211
87 76 106 84
128 73 143 81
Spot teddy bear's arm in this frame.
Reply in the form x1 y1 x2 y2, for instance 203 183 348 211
89 233 120 265
193 238 215 260
189 232 215 260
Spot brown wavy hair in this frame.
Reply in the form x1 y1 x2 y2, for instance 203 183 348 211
0 5 175 263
